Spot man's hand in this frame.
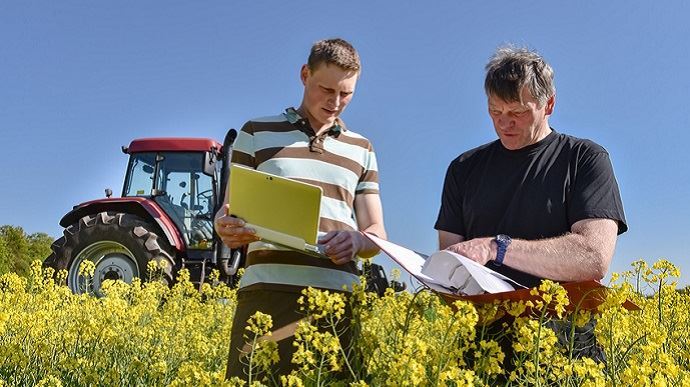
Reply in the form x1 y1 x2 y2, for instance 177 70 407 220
319 231 366 265
445 237 496 265
214 204 260 248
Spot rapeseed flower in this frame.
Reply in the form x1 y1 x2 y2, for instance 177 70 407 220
297 287 346 320
1 259 690 385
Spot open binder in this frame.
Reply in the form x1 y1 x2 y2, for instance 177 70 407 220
365 233 639 314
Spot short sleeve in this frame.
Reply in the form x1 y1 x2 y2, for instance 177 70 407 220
230 121 257 168
568 150 627 234
434 158 466 236
355 143 380 195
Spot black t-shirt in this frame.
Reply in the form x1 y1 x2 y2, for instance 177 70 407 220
435 130 627 288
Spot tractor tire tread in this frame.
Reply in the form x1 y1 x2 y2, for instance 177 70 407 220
43 211 176 290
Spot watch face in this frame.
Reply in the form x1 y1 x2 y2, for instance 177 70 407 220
497 234 511 244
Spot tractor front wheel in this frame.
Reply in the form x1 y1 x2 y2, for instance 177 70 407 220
44 212 176 294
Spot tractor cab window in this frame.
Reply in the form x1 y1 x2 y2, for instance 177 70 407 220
124 153 157 197
124 152 216 250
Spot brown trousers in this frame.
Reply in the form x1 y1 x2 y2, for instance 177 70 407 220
225 288 352 381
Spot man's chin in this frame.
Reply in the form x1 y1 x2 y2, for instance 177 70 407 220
319 116 337 127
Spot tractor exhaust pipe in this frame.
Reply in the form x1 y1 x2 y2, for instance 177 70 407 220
218 128 237 210
216 129 242 277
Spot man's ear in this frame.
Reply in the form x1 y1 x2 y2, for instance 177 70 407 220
545 95 556 115
300 64 310 85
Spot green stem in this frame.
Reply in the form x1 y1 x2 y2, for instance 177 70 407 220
247 335 257 384
657 278 663 326
317 353 325 386
330 319 356 380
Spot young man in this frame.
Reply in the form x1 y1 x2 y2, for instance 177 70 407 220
215 38 386 379
435 46 627 363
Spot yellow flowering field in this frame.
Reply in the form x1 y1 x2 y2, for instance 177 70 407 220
0 259 688 386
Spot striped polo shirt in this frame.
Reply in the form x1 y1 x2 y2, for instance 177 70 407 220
231 107 380 293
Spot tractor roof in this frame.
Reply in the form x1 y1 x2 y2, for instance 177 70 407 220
126 138 223 153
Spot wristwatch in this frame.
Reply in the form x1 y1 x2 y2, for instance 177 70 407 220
493 234 512 266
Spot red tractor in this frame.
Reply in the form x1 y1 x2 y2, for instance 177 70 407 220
44 131 399 295
44 131 242 293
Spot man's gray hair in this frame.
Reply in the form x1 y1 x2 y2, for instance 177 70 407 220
484 45 555 107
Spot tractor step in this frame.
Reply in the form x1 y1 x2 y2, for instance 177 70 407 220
180 259 215 291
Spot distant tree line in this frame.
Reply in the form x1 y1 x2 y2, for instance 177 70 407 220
0 225 54 277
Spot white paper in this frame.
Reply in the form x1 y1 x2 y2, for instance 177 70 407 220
444 251 516 293
364 233 435 283
366 233 524 295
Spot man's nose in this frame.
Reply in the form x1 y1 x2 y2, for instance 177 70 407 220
329 93 341 108
497 115 513 129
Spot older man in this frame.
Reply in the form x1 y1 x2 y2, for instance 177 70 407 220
435 45 627 364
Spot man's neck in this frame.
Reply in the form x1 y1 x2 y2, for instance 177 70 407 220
537 121 551 142
531 121 552 145
296 106 334 135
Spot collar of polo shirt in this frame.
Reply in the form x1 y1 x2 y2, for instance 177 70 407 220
284 107 346 153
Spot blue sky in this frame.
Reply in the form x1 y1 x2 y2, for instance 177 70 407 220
1 1 688 286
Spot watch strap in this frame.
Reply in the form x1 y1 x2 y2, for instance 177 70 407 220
494 234 511 266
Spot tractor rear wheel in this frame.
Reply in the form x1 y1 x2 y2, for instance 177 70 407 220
44 212 176 294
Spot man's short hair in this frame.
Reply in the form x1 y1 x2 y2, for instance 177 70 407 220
307 38 361 73
484 45 555 107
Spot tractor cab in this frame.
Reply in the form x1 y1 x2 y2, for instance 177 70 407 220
122 138 222 254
